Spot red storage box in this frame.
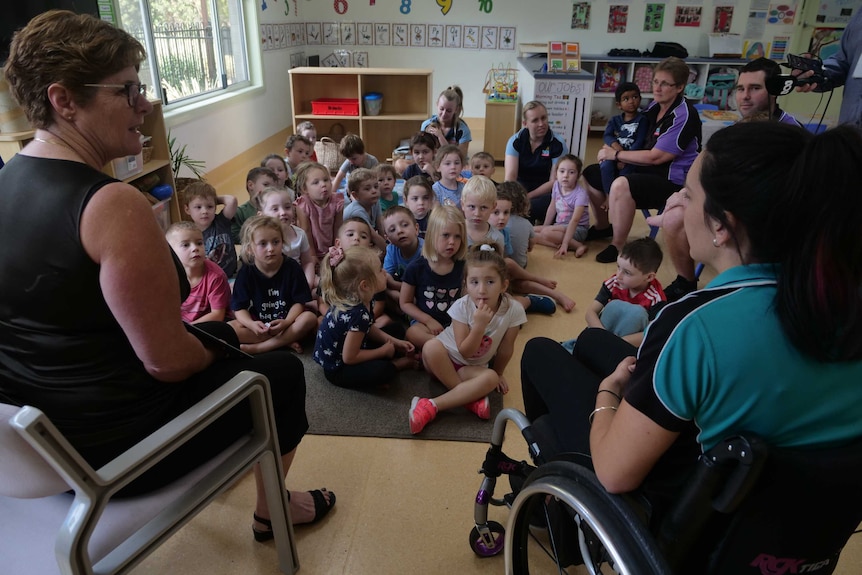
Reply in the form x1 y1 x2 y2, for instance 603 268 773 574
311 98 359 116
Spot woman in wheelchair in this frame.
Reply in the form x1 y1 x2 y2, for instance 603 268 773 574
520 121 862 526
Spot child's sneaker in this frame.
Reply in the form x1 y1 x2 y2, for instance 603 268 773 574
526 294 556 315
409 397 437 434
465 396 490 420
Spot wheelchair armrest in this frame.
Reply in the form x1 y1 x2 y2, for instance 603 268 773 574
11 370 270 498
656 434 768 570
705 435 768 513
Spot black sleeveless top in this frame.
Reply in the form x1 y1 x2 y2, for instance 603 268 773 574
0 155 178 457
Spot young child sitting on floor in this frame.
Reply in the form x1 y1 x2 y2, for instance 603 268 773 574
469 151 497 183
376 163 400 211
432 144 466 207
534 154 590 258
231 166 276 244
183 181 238 278
293 161 344 261
166 221 231 324
261 154 289 189
403 176 434 239
331 133 379 193
283 134 313 180
410 242 527 434
230 216 318 354
313 245 416 389
257 186 317 291
494 181 535 269
343 168 386 251
584 237 666 347
401 131 439 182
382 206 424 313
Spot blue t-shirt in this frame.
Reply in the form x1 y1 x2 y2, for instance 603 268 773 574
432 180 464 208
203 212 237 278
402 257 464 326
230 255 312 321
603 112 649 151
313 303 373 372
416 214 428 239
384 238 424 281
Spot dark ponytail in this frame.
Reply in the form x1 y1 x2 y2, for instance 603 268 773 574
769 125 862 361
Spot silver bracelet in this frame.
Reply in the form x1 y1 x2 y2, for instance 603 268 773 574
589 405 618 426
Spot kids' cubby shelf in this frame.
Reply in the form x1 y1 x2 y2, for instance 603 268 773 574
102 100 179 232
288 67 432 162
579 55 748 131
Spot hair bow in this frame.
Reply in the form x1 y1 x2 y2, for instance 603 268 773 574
328 246 345 267
479 243 495 252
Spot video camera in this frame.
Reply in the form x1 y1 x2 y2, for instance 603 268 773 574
768 54 834 95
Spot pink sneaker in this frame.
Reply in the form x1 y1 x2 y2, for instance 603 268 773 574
409 397 437 434
465 396 490 420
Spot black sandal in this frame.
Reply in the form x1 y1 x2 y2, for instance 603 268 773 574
252 489 337 542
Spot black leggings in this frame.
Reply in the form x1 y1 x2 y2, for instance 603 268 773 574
520 329 637 456
323 322 406 389
114 322 308 496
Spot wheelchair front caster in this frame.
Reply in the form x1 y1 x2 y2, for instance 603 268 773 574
469 521 505 557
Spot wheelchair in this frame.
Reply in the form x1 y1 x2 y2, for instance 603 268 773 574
470 408 862 574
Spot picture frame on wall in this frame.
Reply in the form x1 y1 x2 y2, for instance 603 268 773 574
393 23 408 47
354 51 369 67
321 52 340 67
306 22 321 45
428 24 444 48
335 50 351 67
410 24 427 47
375 23 391 46
358 23 373 45
340 22 356 45
445 25 462 48
481 26 498 50
499 26 516 50
323 22 339 45
463 25 479 49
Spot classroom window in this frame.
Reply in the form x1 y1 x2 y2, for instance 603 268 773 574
116 0 250 106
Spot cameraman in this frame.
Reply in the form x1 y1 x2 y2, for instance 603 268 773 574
796 9 862 126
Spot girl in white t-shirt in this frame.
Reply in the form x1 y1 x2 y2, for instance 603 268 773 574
258 187 317 291
409 242 527 434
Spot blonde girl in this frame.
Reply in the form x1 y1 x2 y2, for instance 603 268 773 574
230 216 318 354
432 145 466 208
293 161 344 260
400 205 467 350
257 186 317 290
421 85 472 156
409 243 527 434
535 154 590 258
313 246 415 389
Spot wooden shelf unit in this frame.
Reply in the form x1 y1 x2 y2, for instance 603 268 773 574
289 67 432 163
103 100 179 230
483 101 519 162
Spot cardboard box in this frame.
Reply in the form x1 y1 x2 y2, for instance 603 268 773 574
110 152 144 180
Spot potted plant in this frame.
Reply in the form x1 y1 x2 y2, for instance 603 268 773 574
168 130 206 192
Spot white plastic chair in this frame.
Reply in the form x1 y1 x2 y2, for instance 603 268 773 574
0 371 298 575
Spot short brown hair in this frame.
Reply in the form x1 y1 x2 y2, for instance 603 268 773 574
620 237 663 274
165 220 201 238
339 133 366 157
284 134 312 151
654 57 690 87
470 151 495 167
182 180 217 206
375 163 398 180
348 168 377 194
382 205 416 224
434 144 464 168
4 10 146 129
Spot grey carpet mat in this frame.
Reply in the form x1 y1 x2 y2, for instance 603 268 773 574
297 353 502 442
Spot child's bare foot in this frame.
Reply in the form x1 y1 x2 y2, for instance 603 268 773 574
393 356 419 371
538 277 558 289
554 293 577 313
289 341 303 353
574 245 588 258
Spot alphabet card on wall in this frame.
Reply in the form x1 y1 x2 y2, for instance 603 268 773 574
499 26 515 50
446 24 462 48
428 24 444 47
375 23 390 45
358 22 373 45
481 26 498 50
392 23 408 46
464 25 480 49
306 22 321 44
323 22 339 44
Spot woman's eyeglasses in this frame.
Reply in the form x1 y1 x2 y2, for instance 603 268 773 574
84 82 148 107
652 80 679 90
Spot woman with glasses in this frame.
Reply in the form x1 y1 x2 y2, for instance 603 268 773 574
0 11 335 534
582 58 701 273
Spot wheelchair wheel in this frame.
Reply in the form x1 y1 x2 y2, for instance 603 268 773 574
505 461 670 575
469 521 506 557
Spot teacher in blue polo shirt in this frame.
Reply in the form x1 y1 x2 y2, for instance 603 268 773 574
504 101 568 222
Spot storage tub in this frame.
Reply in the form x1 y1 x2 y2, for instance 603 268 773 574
311 98 359 116
363 92 383 116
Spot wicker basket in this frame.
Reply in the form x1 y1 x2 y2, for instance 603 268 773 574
142 145 154 164
314 137 342 173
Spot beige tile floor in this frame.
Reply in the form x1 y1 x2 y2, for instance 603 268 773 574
134 135 862 574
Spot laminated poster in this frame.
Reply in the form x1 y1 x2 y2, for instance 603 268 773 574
572 2 590 30
644 4 665 32
714 6 734 33
675 6 702 27
608 5 629 33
